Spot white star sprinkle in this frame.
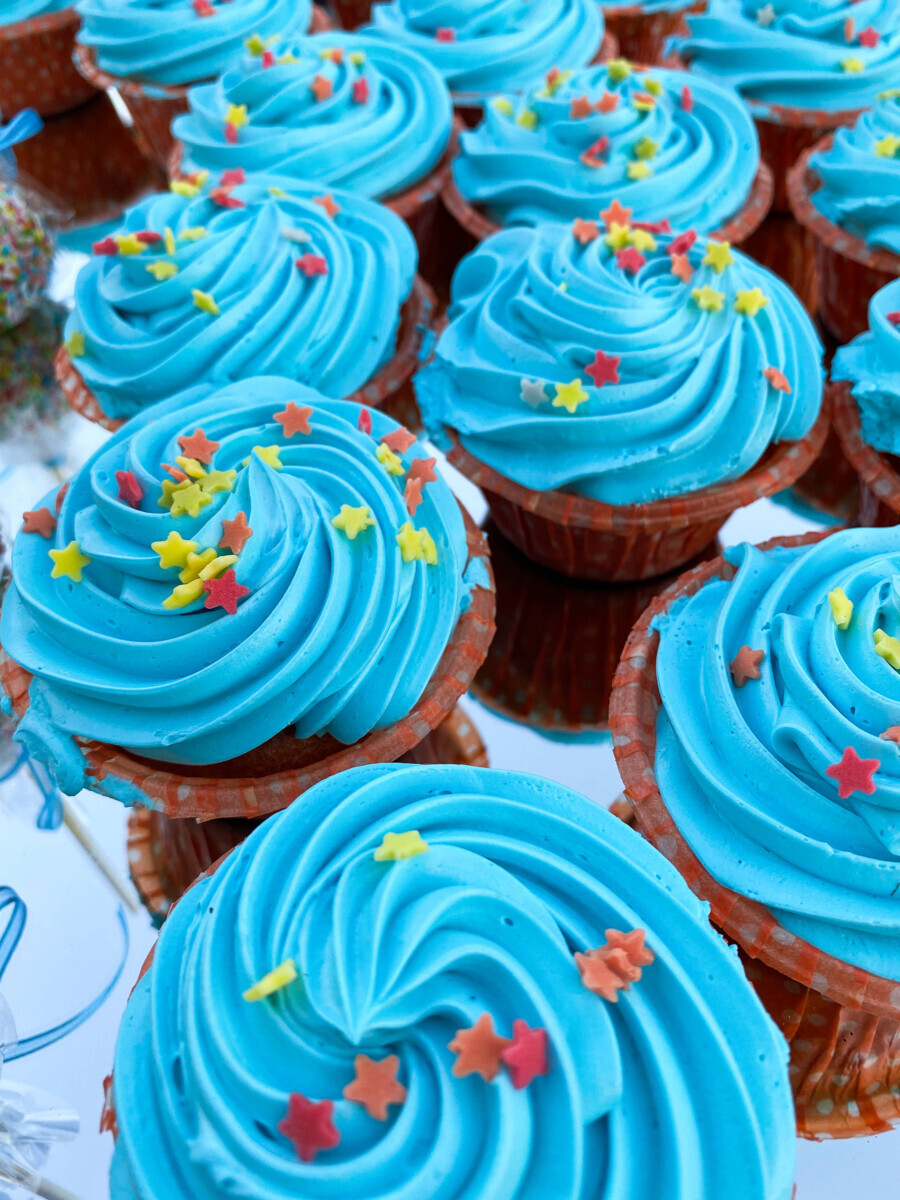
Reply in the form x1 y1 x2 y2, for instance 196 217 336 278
520 378 549 408
281 226 311 244
756 4 776 25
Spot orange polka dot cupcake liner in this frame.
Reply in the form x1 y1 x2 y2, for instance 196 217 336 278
0 510 495 821
0 7 96 120
609 529 900 1138
831 377 900 529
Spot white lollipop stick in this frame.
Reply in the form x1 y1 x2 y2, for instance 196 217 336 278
61 799 139 914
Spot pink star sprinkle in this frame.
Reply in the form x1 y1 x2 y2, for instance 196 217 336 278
295 254 328 277
115 470 143 508
358 408 372 435
277 1094 340 1163
435 27 456 41
668 230 697 256
353 77 370 104
858 25 880 46
202 568 249 615
825 747 879 799
501 1021 550 1089
616 247 646 273
585 349 620 387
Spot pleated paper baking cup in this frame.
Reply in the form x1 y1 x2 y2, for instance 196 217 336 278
831 377 900 528
0 7 96 119
602 2 701 67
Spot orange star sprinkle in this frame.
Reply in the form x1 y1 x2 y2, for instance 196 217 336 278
572 217 599 244
600 199 632 227
730 645 765 687
161 462 189 482
671 253 693 283
569 95 593 119
343 1055 407 1120
22 508 57 538
219 511 253 554
880 727 900 743
310 74 333 102
404 476 424 516
177 428 220 464
274 402 313 437
314 193 341 219
763 366 791 393
575 928 655 1002
595 91 619 113
381 427 417 454
448 1014 511 1081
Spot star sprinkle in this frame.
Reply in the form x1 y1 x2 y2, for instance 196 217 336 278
763 366 791 393
210 186 245 210
702 240 734 273
146 261 178 281
200 469 236 495
381 427 417 454
516 110 538 131
604 221 632 250
332 505 375 540
272 403 312 438
203 568 249 614
408 457 437 485
310 74 333 102
520 378 548 408
115 233 147 256
245 32 276 55
888 312 900 326
828 587 853 629
669 229 697 256
92 236 118 256
435 26 456 41
116 470 143 508
180 226 208 242
358 408 373 435
734 288 770 317
65 331 85 358
220 169 246 188
845 16 855 42
631 93 657 114
756 3 776 24
881 727 900 744
170 483 212 518
875 628 900 668
219 512 253 555
404 476 424 516
585 349 620 387
616 247 645 272
671 254 693 283
162 579 204 610
628 227 657 252
281 225 311 245
595 90 619 113
177 428 219 464
22 508 56 538
314 194 341 219
600 199 632 227
171 179 200 199
449 1015 511 1081
570 95 593 119
49 541 90 582
175 454 206 481
179 548 218 583
396 523 438 564
859 26 880 47
243 959 298 1002
192 289 220 316
225 103 248 130
501 1022 550 1089
681 85 693 112
55 483 69 514
692 285 725 313
580 136 609 168
730 645 765 686
875 135 900 157
607 58 632 83
572 218 599 244
626 161 652 181
296 253 329 277
135 231 160 245
343 1055 406 1120
244 445 281 470
193 0 214 16
575 929 655 1002
552 379 589 414
374 830 429 861
152 531 198 570
633 136 658 160
492 97 514 116
841 57 865 73
376 443 405 476
278 1095 340 1163
825 746 879 798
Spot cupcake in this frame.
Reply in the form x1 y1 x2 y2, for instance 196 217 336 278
611 526 900 1136
831 277 900 526
171 33 455 271
0 377 495 818
364 0 610 123
445 61 772 253
603 0 698 67
416 216 826 581
106 762 795 1199
74 0 330 169
788 93 900 343
0 2 96 119
57 172 428 428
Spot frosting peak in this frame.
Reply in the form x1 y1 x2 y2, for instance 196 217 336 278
832 277 900 454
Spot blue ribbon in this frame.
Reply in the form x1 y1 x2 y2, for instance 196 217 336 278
0 746 61 831
0 109 42 179
0 885 129 1062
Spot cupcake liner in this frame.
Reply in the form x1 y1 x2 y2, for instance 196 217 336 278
609 528 900 1138
602 2 701 67
0 510 495 820
72 6 332 172
739 213 819 317
831 377 900 528
126 705 489 924
0 7 97 120
442 405 829 582
332 0 374 30
55 272 436 433
787 135 900 345
12 91 165 232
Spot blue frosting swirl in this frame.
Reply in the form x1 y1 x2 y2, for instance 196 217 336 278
2 0 69 24
809 94 900 254
0 379 474 778
673 0 900 114
654 527 900 980
75 0 312 88
417 222 823 506
173 33 453 200
365 0 603 100
832 278 900 455
108 762 795 1200
453 63 760 231
64 173 417 423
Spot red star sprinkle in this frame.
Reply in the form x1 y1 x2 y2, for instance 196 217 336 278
115 470 143 508
881 726 900 743
681 84 693 112
193 0 215 15
202 568 249 615
448 1014 511 1081
580 135 609 169
546 67 561 88
136 231 161 245
311 74 333 102
161 462 189 482
219 511 253 554
595 91 619 113
358 407 373 435
616 247 645 273
343 1055 407 1120
572 217 599 244
220 168 245 187
404 476 424 516
55 482 69 514
601 199 633 227
261 49 275 67
668 230 697 256
178 427 220 464
225 122 239 144
730 645 765 687
569 95 593 118
274 402 312 437
296 254 329 277
887 312 900 325
585 349 620 387
859 25 880 46
825 746 880 799
21 508 57 538
210 186 245 209
381 427 417 453
277 1094 340 1162
763 366 792 393
632 218 670 234
409 456 438 485
314 193 340 219
353 77 369 104
92 236 118 256
844 16 855 41
500 1021 550 1089
435 26 456 41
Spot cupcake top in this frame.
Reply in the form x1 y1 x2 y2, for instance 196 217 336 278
416 217 823 506
654 527 900 981
453 62 760 232
109 762 794 1200
75 0 312 88
173 33 453 201
674 0 900 113
1 379 479 784
832 277 900 454
808 93 900 255
2 0 68 23
365 0 603 100
64 171 416 423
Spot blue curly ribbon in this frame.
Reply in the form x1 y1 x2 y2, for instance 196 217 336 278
0 109 42 179
0 886 128 1062
0 746 61 831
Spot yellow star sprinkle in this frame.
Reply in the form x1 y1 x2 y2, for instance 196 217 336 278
692 285 725 312
243 959 298 1002
875 134 900 158
158 479 181 510
516 109 538 130
115 233 147 256
626 162 652 180
49 541 90 582
192 289 220 316
151 531 198 570
199 468 237 495
874 629 900 670
170 483 212 519
604 221 632 250
199 554 237 581
245 32 276 55
277 52 297 64
492 97 514 116
225 103 249 129
179 226 208 242
332 505 376 540
607 58 632 83
179 548 218 583
170 180 201 199
734 288 770 317
175 455 207 480
396 523 438 564
702 240 735 273
878 88 900 100
164 226 176 256
376 443 405 476
374 831 429 862
828 587 853 630
65 330 85 358
633 136 658 160
268 186 289 198
245 445 283 470
841 57 865 73
628 228 657 252
146 261 179 281
162 578 204 610
643 77 663 96
553 378 590 413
